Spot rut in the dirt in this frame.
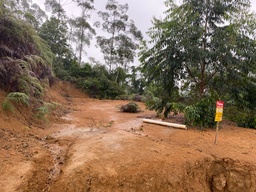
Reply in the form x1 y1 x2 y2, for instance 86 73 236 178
40 122 104 191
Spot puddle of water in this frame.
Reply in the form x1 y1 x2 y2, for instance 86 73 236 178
60 114 73 121
115 119 143 130
53 126 99 138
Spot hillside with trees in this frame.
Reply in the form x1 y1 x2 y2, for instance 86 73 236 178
0 0 145 119
1 0 256 191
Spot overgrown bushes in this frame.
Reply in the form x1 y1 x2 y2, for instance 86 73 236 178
225 106 256 129
145 94 256 129
77 76 124 99
184 97 216 128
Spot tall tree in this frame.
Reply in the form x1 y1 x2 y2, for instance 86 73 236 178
28 3 48 29
39 17 71 72
140 0 256 103
69 0 95 66
45 0 67 20
96 0 143 74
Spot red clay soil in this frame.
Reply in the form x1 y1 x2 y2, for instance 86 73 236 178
0 81 256 192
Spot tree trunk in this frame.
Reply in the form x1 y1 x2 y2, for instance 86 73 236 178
200 12 209 97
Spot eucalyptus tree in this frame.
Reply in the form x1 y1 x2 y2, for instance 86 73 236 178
69 0 95 66
28 3 48 29
96 0 143 74
45 0 67 20
140 0 256 116
41 0 76 74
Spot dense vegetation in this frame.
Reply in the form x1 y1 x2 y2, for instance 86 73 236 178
0 0 55 119
0 0 255 128
140 0 256 128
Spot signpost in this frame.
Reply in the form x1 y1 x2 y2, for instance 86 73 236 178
214 101 224 144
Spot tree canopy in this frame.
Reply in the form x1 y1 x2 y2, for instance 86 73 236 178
96 0 143 74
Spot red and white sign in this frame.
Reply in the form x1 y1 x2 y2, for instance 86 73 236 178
215 101 224 122
216 101 224 108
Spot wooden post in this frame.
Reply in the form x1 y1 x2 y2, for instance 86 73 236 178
214 122 219 144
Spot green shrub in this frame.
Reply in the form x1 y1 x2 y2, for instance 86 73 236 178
184 97 215 128
132 95 146 102
145 96 162 112
164 102 186 117
77 76 124 99
225 106 256 129
116 94 130 100
120 102 141 113
237 114 256 129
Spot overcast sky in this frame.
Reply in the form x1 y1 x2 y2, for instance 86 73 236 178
34 0 256 65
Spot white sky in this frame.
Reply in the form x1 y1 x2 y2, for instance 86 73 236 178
34 0 256 65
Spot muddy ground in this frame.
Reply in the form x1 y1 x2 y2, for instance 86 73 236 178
0 81 256 192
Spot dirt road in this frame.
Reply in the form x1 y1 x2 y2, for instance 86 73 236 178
0 82 256 192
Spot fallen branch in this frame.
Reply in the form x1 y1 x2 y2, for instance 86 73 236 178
143 119 187 130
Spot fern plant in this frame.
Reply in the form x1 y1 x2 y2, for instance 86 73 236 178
36 106 49 120
18 75 44 98
2 92 30 113
35 102 61 121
